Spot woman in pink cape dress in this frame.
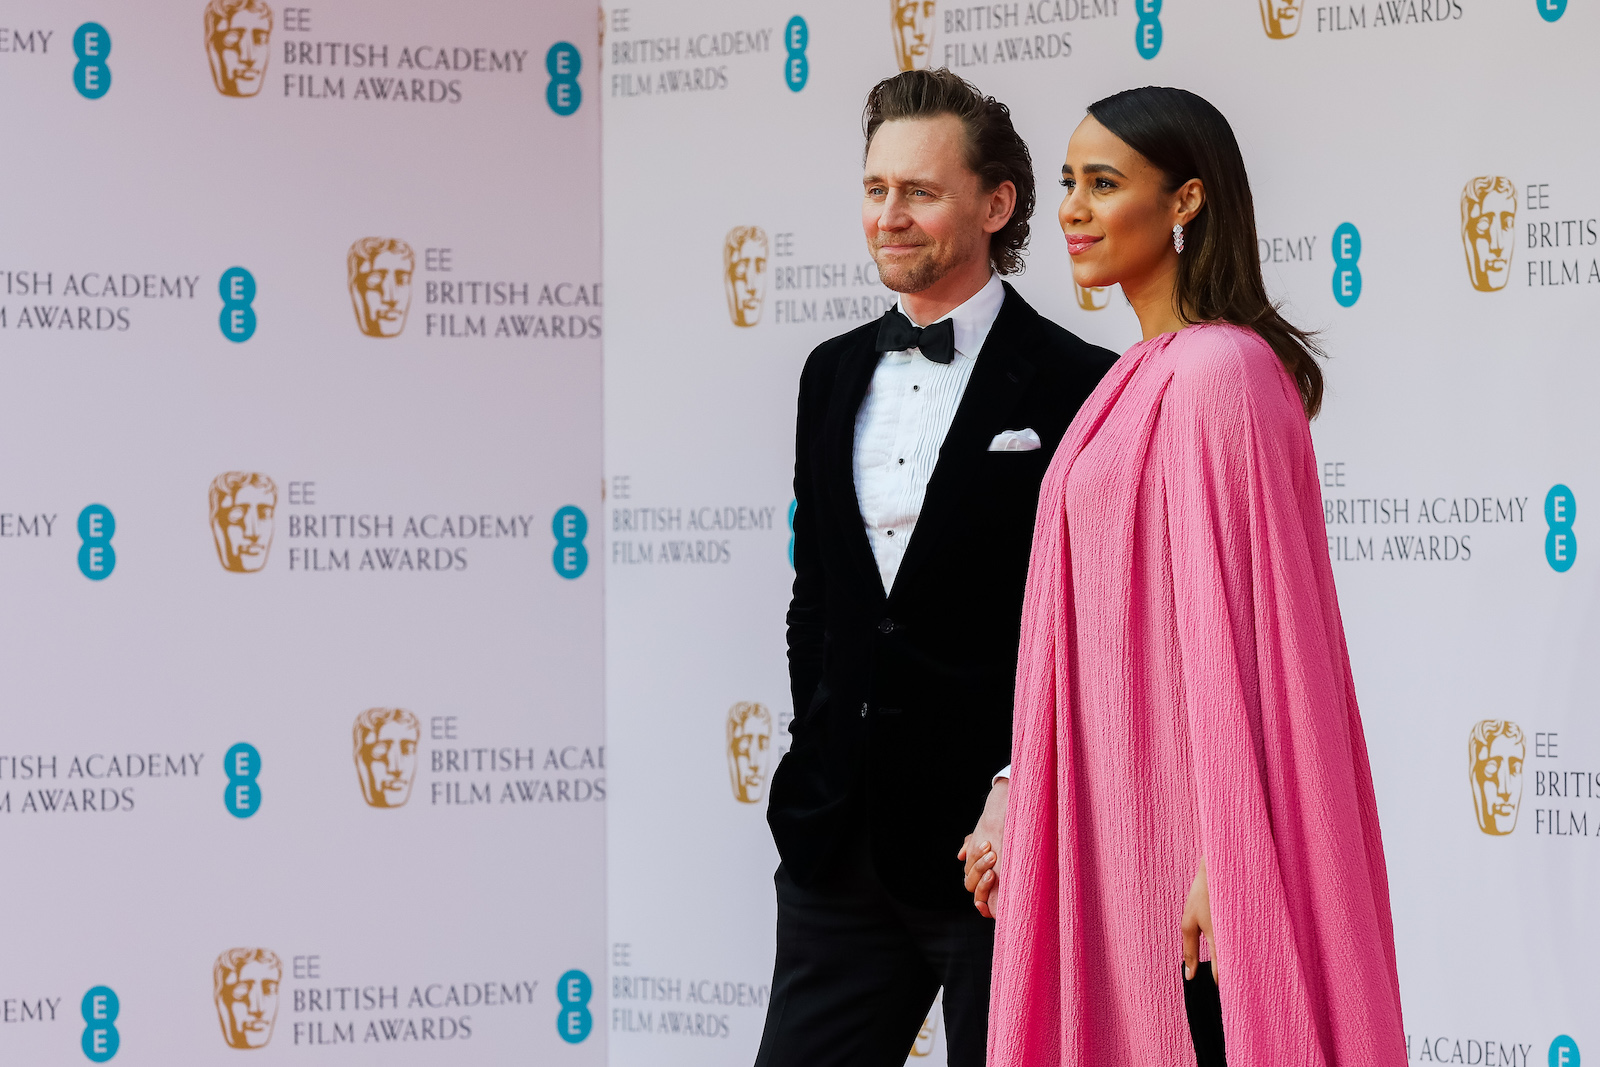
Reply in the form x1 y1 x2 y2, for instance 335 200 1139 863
970 88 1409 1066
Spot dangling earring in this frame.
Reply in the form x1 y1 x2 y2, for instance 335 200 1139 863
1172 224 1185 254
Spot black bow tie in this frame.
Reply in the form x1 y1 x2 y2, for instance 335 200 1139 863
875 308 956 364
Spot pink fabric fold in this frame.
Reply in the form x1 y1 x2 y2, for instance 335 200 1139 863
989 324 1406 1067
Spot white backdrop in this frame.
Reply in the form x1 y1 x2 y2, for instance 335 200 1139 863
603 2 1597 1066
0 0 604 1062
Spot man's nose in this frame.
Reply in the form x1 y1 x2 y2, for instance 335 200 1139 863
246 985 264 1015
239 36 257 66
241 511 259 541
381 274 398 305
878 190 914 231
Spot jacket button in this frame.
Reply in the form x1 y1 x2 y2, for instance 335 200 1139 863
877 618 895 634
860 702 869 717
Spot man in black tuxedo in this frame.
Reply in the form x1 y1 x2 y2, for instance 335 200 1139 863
756 70 1117 1067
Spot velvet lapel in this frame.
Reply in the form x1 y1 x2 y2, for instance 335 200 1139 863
888 284 1038 601
822 331 890 603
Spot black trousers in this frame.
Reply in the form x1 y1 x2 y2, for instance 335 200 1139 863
1184 962 1227 1067
754 838 994 1067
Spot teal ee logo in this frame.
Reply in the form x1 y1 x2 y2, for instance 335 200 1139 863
784 17 809 92
546 43 581 115
1549 1036 1579 1067
552 506 588 579
787 499 797 568
1135 0 1162 58
80 986 119 1062
219 268 257 342
224 742 261 818
1537 0 1567 21
555 969 592 1044
77 505 116 580
1331 223 1362 308
73 23 112 99
1544 484 1576 572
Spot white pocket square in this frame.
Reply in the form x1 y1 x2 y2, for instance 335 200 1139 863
988 428 1041 452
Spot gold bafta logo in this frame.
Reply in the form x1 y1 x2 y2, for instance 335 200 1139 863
210 472 277 573
1469 720 1525 835
723 227 769 328
910 1013 939 1056
1257 0 1303 37
1461 177 1517 292
204 0 273 97
354 707 421 808
214 948 281 1049
348 237 416 337
1073 280 1110 311
727 702 772 804
892 0 936 71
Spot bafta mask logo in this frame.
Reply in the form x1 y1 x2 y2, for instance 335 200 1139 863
210 472 277 573
723 227 769 328
892 0 936 71
1461 177 1517 292
727 702 772 804
354 707 421 808
348 237 415 337
910 1014 939 1056
1469 719 1525 836
1074 280 1110 310
214 948 281 1049
1257 0 1303 37
204 0 273 97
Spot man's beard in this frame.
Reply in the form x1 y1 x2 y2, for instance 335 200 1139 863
871 230 979 294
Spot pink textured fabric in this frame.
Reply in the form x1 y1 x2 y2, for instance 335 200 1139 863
990 324 1406 1067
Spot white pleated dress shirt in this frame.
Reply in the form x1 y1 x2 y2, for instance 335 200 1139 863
851 273 1012 783
852 271 1004 592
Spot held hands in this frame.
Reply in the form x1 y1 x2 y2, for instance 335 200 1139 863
1180 857 1220 983
957 779 1009 919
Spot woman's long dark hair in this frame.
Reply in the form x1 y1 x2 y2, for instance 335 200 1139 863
1087 86 1325 417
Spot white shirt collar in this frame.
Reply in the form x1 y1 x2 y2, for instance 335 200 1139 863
893 272 1005 362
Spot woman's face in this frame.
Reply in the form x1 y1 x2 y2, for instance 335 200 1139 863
1057 115 1198 291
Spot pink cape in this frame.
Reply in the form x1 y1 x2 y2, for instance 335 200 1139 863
989 324 1406 1066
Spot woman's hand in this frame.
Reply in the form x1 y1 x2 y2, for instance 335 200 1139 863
958 779 1008 918
1181 857 1219 982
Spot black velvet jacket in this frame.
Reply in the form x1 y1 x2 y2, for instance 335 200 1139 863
770 283 1118 910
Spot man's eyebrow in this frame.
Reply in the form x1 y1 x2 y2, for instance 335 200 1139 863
1062 162 1128 178
862 174 944 188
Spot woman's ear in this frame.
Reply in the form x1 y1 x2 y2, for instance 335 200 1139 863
1174 178 1205 227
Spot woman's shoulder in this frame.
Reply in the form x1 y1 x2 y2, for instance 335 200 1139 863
1163 323 1299 418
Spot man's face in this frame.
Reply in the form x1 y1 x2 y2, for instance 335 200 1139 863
209 9 271 97
1258 0 1302 37
221 960 279 1048
215 484 275 572
355 251 414 336
1473 734 1524 835
360 720 420 807
726 238 768 327
1465 189 1516 291
893 0 936 71
864 115 998 295
728 713 771 803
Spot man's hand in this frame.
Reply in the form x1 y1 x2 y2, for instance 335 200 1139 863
957 779 1008 919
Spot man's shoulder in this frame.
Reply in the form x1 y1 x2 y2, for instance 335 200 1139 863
999 284 1120 378
798 318 878 389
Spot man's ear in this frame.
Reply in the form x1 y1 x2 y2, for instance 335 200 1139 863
985 180 1018 235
